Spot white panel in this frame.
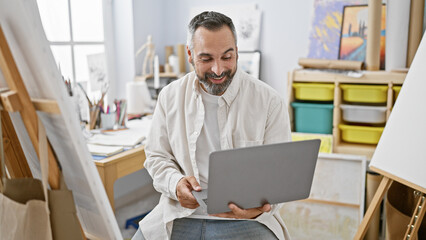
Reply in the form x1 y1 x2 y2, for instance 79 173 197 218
370 32 426 192
310 153 366 206
281 201 360 240
281 153 366 240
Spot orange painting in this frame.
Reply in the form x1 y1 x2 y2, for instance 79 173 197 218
339 5 386 69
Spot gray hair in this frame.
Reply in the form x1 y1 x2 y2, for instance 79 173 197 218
186 11 238 52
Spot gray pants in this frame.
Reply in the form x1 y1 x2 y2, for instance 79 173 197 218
132 218 277 240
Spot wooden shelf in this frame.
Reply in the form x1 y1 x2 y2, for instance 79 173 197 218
292 69 406 84
288 69 407 159
334 142 377 160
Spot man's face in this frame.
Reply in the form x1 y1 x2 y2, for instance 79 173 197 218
187 26 238 96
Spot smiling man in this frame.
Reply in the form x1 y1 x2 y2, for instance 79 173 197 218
132 11 292 240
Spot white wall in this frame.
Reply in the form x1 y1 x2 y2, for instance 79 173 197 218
133 0 167 75
112 0 135 101
132 0 315 99
112 0 155 199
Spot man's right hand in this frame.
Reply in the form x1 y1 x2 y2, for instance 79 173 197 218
176 176 201 209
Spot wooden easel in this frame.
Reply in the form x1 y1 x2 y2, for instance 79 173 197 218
354 170 426 239
0 25 61 188
0 108 32 178
0 24 86 238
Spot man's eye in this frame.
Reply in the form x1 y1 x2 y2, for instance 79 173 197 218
223 56 232 60
201 58 212 62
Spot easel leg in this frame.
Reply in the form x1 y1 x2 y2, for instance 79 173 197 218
354 176 393 240
404 192 426 239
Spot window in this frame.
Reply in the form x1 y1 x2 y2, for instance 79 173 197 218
37 0 106 86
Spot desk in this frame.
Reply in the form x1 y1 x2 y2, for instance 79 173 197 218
95 145 146 209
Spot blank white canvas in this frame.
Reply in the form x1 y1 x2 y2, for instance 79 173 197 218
370 33 426 193
0 0 121 238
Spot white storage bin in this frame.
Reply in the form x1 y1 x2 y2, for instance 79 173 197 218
340 104 387 124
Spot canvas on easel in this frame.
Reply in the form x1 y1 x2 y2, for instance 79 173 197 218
354 32 426 239
0 0 121 239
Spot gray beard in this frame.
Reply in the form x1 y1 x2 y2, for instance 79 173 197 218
197 70 235 95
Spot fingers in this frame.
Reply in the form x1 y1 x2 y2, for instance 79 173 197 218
176 176 201 209
211 203 271 219
258 203 272 213
186 176 201 191
210 211 235 218
228 203 247 216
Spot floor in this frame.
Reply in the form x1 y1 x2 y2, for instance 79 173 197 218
115 186 161 239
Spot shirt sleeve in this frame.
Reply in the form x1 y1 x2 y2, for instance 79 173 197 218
144 90 184 201
264 97 292 144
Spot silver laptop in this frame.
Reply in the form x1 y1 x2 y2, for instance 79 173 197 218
193 139 321 214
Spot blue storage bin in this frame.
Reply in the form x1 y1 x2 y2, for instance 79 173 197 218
291 102 334 134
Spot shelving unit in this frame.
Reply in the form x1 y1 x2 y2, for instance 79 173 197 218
287 69 407 159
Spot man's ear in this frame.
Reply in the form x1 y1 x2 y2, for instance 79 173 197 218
187 45 193 64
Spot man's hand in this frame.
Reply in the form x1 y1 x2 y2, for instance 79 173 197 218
211 203 271 219
176 176 201 209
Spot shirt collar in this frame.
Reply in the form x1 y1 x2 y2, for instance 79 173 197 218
191 67 242 106
220 67 241 107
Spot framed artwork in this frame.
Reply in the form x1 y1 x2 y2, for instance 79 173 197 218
190 4 262 51
238 51 261 79
307 0 368 60
338 4 386 69
87 52 108 92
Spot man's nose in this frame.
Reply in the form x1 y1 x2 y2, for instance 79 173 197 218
211 60 224 75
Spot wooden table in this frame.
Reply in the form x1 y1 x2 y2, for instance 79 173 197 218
95 145 146 209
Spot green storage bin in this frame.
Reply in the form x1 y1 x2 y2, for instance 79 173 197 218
291 102 334 134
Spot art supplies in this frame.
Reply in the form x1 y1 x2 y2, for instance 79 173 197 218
64 78 73 96
100 113 115 129
114 99 127 127
78 82 110 129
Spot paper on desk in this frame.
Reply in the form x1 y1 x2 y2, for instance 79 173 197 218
126 117 152 135
87 129 145 147
87 144 124 157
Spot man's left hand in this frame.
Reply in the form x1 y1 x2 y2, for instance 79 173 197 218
210 203 271 219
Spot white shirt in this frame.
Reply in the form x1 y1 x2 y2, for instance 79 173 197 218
140 68 292 240
189 86 222 218
196 88 220 189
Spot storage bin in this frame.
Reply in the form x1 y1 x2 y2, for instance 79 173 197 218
393 86 402 101
340 84 388 103
340 104 387 124
292 83 334 101
291 102 334 134
339 124 384 144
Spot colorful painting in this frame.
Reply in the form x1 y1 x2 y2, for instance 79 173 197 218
339 5 386 69
307 0 368 60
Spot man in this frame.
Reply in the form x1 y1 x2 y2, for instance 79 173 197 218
132 11 291 240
